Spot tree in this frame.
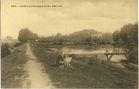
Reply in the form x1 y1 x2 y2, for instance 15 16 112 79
100 33 112 44
1 43 11 57
113 31 120 42
112 23 138 64
85 36 93 46
18 28 38 42
120 23 138 45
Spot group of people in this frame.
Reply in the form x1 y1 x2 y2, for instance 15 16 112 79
56 47 74 70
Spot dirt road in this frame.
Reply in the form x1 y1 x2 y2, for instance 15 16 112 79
23 42 55 88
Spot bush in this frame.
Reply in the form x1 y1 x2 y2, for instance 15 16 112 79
127 48 138 64
1 43 11 57
14 42 23 47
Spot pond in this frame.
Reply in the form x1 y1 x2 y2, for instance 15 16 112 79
51 46 127 62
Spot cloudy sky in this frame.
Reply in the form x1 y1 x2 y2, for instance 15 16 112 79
1 0 138 39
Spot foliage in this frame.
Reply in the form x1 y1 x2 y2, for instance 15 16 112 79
113 23 138 46
100 33 113 44
112 31 121 45
1 43 11 57
5 36 14 42
112 23 138 64
120 23 138 45
14 42 23 47
39 29 113 45
18 28 39 42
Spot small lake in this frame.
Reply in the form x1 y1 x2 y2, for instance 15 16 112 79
51 47 127 62
63 48 106 54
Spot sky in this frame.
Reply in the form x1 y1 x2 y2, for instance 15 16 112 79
1 0 138 39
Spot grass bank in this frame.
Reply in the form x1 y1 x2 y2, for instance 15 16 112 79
1 43 27 88
31 42 138 88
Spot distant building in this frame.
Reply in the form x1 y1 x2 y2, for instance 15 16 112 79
91 33 102 38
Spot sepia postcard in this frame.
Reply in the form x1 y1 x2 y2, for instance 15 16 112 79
1 0 138 88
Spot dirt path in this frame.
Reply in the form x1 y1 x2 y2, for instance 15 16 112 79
23 42 55 88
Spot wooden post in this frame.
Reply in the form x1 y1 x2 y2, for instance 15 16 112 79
105 54 113 61
108 55 113 61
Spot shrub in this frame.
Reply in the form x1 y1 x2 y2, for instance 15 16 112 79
1 43 11 57
14 42 23 47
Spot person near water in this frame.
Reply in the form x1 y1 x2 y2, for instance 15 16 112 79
63 54 74 70
56 47 74 70
56 47 64 66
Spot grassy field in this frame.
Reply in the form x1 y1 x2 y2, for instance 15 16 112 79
1 43 27 88
30 42 138 88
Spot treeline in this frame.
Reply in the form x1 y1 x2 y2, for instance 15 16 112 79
18 28 39 42
17 29 112 45
1 28 39 57
39 29 113 45
113 23 138 46
2 23 138 64
112 23 138 64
